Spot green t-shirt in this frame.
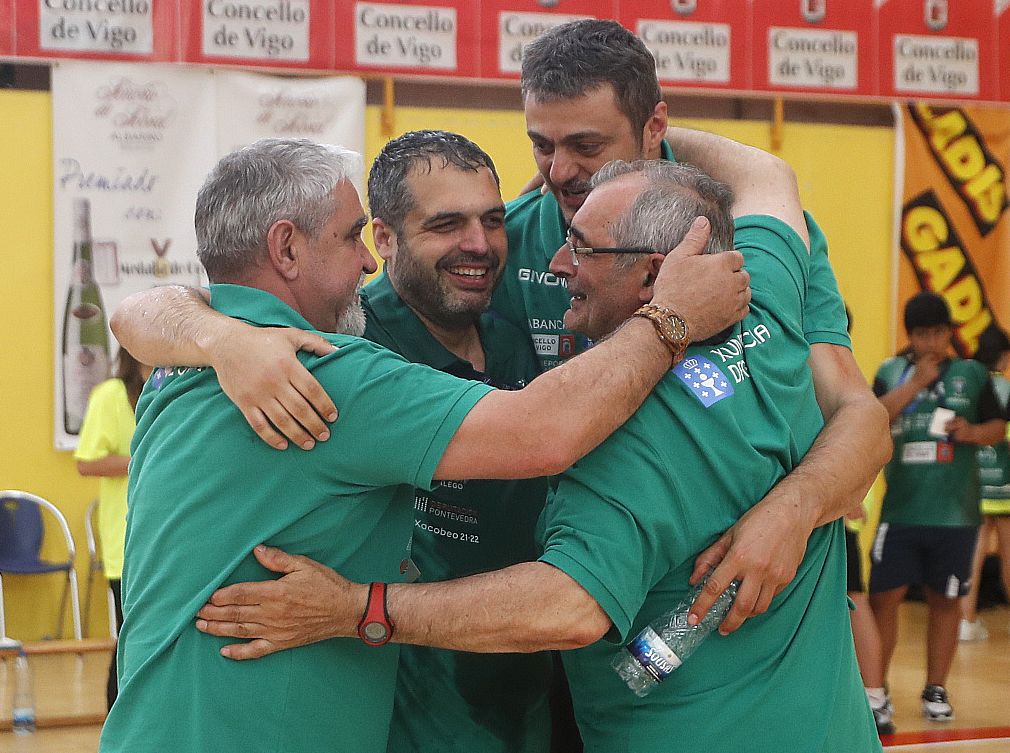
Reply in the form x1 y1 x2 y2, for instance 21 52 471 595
99 285 493 753
803 210 851 348
74 378 135 579
978 373 1010 500
495 179 588 371
874 355 995 527
539 216 879 753
361 273 552 753
495 144 851 372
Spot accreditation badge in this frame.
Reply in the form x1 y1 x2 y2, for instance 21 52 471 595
901 440 954 464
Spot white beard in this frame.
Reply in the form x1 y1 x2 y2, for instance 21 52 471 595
336 299 366 337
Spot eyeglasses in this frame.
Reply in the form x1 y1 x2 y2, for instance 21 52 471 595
564 230 654 267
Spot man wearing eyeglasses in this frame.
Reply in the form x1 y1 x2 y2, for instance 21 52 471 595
194 138 883 753
496 18 890 632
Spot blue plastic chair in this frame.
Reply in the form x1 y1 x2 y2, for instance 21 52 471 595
0 490 82 640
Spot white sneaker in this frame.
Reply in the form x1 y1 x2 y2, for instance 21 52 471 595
869 694 895 735
922 684 955 722
959 618 989 642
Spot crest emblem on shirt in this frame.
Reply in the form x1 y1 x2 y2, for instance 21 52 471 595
926 379 946 402
951 377 966 395
674 356 734 407
149 367 169 390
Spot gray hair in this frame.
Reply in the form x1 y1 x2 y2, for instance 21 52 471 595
368 129 500 235
590 160 734 267
195 138 362 282
521 19 662 143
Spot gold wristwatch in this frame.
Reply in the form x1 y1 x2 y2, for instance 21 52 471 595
632 303 690 366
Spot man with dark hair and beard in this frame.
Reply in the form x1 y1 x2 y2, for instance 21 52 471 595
361 129 555 753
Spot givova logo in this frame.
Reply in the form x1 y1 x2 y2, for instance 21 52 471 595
517 268 567 287
674 356 734 407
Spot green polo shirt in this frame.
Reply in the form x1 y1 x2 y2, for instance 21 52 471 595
100 284 493 753
874 355 997 527
361 272 552 753
803 211 851 348
495 144 850 372
539 216 879 753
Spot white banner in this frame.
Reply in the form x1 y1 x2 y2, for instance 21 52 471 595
52 61 215 450
52 62 366 449
213 70 366 167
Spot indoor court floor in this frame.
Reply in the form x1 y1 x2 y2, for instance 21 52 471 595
2 603 1008 752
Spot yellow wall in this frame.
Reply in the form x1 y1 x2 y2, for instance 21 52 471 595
0 90 107 640
2 89 895 640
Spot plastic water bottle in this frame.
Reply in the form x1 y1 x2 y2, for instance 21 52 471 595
12 649 36 735
612 576 739 697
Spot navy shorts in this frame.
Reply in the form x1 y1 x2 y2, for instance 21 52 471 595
845 528 864 593
868 523 979 598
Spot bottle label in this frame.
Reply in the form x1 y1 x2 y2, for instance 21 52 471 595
63 345 110 433
627 626 682 683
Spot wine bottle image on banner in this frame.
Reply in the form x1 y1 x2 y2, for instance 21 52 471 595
62 198 111 435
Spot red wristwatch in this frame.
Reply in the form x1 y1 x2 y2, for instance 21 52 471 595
357 582 394 646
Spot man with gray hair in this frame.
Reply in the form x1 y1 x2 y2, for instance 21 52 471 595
502 19 891 636
195 140 882 753
99 137 743 753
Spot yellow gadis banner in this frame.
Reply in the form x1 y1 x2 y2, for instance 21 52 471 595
897 103 1010 355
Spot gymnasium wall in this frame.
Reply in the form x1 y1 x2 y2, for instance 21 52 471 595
0 86 895 640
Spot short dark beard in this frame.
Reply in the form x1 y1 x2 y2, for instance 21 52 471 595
390 239 500 331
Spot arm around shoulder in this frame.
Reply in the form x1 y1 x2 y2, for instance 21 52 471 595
664 126 808 247
386 561 611 653
109 284 219 367
434 316 670 480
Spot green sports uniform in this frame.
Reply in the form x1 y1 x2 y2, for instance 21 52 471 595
100 285 493 753
538 216 878 753
873 356 999 528
495 173 589 371
361 273 552 753
978 374 1010 515
494 143 851 372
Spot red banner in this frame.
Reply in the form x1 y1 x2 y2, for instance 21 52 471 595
479 0 615 81
181 0 334 69
5 0 1010 104
619 0 748 91
1 0 14 56
751 0 876 97
14 0 178 61
336 0 479 77
877 0 997 101
998 0 1009 102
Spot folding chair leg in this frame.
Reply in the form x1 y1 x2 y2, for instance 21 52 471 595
83 570 96 639
107 585 118 640
69 569 83 641
0 573 6 639
58 574 70 639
